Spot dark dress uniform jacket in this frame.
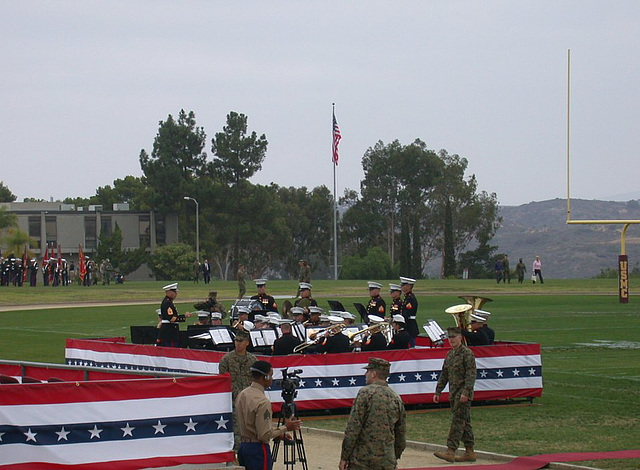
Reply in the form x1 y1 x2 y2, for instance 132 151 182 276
387 329 411 350
462 328 491 346
157 296 181 345
402 292 419 338
316 332 350 354
389 298 403 316
272 333 302 355
251 293 278 312
362 331 387 352
366 296 386 317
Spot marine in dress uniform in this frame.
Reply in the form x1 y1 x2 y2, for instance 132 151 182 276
315 316 350 354
461 314 491 346
365 281 387 318
293 282 318 312
250 278 278 313
400 277 419 346
340 358 406 470
387 314 411 350
361 315 388 352
474 309 495 344
272 321 302 355
157 283 191 347
235 360 302 470
388 284 404 316
433 327 477 463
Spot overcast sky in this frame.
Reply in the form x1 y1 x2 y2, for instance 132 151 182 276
2 1 639 207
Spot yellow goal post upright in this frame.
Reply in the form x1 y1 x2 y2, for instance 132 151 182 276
566 49 639 303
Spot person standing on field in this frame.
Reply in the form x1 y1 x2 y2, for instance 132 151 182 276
433 327 477 463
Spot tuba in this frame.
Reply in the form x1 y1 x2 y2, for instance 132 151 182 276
445 304 474 332
458 295 493 312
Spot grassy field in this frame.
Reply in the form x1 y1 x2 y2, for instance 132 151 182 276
1 279 639 468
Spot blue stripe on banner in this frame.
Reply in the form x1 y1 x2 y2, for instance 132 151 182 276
269 366 542 390
0 413 232 446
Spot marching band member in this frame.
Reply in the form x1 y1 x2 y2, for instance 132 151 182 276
388 284 403 317
400 277 419 347
250 279 278 313
387 314 411 350
361 315 388 352
366 281 386 318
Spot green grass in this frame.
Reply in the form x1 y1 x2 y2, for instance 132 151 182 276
1 280 639 468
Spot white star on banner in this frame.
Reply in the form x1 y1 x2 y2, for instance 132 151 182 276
315 379 323 387
215 416 229 429
56 427 70 441
299 379 306 387
332 378 340 386
24 429 37 442
430 372 438 380
398 374 406 382
89 425 103 439
0 432 4 442
153 421 167 434
513 369 520 376
349 377 357 385
480 370 488 378
529 368 536 375
414 373 422 381
496 370 504 377
184 418 198 432
121 423 135 437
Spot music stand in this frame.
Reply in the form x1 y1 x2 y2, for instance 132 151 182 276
353 303 368 323
328 300 346 311
422 320 446 347
130 326 158 345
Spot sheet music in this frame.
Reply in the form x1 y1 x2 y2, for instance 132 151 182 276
210 327 234 344
250 330 266 347
292 324 306 340
262 329 278 346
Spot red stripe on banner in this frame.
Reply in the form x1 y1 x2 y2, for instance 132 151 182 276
0 375 231 406
0 452 236 470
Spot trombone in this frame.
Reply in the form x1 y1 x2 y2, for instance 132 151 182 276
348 320 392 344
293 324 345 353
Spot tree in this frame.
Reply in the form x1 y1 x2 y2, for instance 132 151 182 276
0 206 17 231
95 223 148 276
209 112 269 273
148 243 196 280
139 110 207 214
210 111 268 186
340 246 395 279
94 176 150 211
0 182 16 203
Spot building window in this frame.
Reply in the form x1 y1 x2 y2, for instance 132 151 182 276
45 216 57 246
155 215 166 246
100 217 112 237
28 217 41 250
139 215 150 248
85 216 97 250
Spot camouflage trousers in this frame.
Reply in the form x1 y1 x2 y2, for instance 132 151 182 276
447 398 474 450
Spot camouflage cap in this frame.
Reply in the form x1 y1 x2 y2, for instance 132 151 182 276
208 290 218 297
234 330 250 341
363 357 390 374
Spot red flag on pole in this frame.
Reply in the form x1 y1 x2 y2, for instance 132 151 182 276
332 110 341 166
78 244 87 283
41 243 50 269
22 245 29 283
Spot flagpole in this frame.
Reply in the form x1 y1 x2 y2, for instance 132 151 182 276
332 103 338 280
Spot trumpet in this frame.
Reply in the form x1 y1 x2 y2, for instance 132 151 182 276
232 319 243 329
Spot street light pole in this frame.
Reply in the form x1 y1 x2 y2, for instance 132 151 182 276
183 196 199 264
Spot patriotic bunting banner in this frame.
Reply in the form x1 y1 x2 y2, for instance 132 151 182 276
66 339 542 411
0 375 234 469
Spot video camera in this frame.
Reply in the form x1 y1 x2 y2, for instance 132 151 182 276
279 368 303 405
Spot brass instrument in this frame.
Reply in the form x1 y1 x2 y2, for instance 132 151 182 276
445 304 473 332
458 295 493 311
232 319 243 329
292 324 346 353
348 320 392 344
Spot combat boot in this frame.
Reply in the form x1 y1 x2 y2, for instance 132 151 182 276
433 448 456 462
454 446 476 462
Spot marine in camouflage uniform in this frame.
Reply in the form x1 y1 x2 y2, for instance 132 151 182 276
237 264 246 299
433 327 477 463
340 357 406 470
193 290 228 318
218 330 257 452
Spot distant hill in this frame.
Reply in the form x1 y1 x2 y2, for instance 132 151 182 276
491 198 640 279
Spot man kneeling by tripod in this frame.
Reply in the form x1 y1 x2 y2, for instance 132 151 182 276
236 360 302 470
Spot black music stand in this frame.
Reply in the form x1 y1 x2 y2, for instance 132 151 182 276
130 326 158 345
353 303 368 323
327 300 346 311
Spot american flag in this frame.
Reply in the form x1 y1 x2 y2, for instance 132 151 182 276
332 111 341 165
0 375 234 468
66 339 543 412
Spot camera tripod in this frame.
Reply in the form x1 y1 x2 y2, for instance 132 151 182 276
271 400 308 470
